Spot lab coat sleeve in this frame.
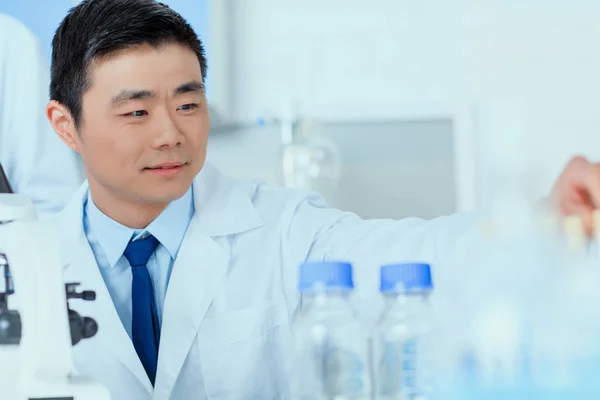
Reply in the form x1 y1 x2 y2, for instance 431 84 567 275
0 16 83 216
280 190 485 317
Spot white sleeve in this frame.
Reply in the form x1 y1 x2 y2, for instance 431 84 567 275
0 15 83 216
282 191 484 320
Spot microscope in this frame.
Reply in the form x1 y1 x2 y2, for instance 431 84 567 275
0 164 109 399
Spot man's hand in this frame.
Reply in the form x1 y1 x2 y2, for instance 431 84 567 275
551 156 600 235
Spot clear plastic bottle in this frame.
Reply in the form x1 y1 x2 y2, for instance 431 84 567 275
290 261 370 400
374 263 433 400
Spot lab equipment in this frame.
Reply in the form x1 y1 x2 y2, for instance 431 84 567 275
279 111 342 205
0 163 109 399
374 263 433 400
0 253 21 400
290 261 370 400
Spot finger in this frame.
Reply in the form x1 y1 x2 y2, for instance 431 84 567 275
557 192 598 238
581 207 595 238
583 163 600 209
558 189 592 216
560 193 595 237
551 156 589 209
564 214 589 251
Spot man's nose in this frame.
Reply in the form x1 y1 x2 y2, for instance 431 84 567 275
153 111 183 149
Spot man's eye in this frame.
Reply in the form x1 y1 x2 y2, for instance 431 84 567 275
178 104 199 112
126 110 148 117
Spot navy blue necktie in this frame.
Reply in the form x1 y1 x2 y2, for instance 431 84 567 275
124 235 160 386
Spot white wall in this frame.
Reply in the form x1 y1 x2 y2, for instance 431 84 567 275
461 1 600 208
210 0 600 215
229 0 461 121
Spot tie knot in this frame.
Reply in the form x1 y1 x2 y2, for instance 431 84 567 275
124 235 159 268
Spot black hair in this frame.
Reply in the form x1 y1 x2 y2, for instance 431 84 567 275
50 0 207 128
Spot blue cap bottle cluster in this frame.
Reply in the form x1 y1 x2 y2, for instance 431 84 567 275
290 260 433 400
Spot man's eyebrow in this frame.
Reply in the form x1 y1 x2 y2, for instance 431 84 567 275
173 80 205 96
111 89 156 106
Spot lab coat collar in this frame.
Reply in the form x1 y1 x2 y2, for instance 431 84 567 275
57 182 91 268
191 162 264 236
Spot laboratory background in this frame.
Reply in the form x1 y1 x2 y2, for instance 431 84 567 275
5 1 600 399
5 0 599 220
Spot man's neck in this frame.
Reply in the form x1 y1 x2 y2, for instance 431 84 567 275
88 186 168 229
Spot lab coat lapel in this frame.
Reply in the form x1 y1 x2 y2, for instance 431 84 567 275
59 184 153 396
153 164 264 400
154 221 228 399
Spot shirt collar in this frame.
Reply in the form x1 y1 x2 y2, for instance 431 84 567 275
85 187 194 267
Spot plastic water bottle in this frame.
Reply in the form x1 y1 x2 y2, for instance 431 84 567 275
374 263 433 400
290 261 370 400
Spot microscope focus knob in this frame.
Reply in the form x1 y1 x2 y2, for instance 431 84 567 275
81 316 98 339
69 309 99 345
81 290 96 301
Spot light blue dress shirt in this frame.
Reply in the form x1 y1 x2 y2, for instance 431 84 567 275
83 187 195 338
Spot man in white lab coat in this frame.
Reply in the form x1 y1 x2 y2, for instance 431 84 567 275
0 14 83 214
45 0 600 399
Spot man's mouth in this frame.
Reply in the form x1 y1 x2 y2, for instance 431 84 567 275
144 162 186 176
146 162 185 170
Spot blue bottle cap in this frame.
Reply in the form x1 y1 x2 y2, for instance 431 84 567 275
298 261 354 292
380 263 433 293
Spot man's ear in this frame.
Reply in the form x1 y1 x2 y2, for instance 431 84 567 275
46 100 81 152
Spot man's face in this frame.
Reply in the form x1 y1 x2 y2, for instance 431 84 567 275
76 43 209 206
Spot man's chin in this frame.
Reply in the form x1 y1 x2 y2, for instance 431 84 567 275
147 186 191 205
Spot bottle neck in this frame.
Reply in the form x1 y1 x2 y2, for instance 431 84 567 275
382 291 430 313
300 288 353 311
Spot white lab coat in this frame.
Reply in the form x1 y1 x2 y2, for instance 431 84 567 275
57 163 482 400
0 14 83 215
